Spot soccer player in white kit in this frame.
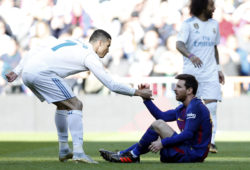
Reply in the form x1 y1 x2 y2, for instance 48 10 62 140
5 29 152 163
176 0 225 153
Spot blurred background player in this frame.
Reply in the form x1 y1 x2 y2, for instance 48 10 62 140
100 74 212 163
176 0 225 153
5 29 152 163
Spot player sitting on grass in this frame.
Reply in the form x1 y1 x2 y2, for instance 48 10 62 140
100 74 212 163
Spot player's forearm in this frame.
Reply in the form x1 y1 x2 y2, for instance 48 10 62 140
176 41 192 58
214 45 219 65
161 130 193 147
143 100 166 119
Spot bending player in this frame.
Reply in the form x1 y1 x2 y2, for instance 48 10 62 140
100 74 212 163
5 29 152 164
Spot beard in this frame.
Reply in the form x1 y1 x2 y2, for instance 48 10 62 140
204 11 213 19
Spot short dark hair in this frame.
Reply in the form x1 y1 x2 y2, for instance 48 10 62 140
175 74 198 95
189 0 209 17
89 29 111 43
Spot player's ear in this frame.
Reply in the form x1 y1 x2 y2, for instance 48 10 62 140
187 87 193 95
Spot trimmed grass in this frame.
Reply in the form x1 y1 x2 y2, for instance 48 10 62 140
0 132 250 170
0 141 250 170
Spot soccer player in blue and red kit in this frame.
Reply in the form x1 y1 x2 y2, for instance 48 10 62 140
100 74 212 163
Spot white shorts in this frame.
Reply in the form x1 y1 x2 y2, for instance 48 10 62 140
22 72 75 103
196 81 222 101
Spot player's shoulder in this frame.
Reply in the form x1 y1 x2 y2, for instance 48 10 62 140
208 18 219 25
184 16 196 23
175 104 185 111
188 98 204 110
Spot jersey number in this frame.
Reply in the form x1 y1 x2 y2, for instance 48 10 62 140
51 40 77 51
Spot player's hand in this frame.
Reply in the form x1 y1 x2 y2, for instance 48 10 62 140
149 140 163 153
218 71 225 85
190 55 203 68
138 83 150 90
135 88 152 100
5 71 18 82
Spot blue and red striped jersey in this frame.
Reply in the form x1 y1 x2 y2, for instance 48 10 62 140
143 97 212 158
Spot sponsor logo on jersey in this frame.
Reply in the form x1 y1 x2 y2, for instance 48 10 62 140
187 113 196 119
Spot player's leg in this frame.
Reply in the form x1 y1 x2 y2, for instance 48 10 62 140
114 118 175 155
54 109 73 162
205 100 218 153
109 119 175 163
196 81 221 153
54 97 97 164
23 73 96 163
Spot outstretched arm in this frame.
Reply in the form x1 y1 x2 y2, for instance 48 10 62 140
84 54 152 99
5 51 31 82
143 100 177 121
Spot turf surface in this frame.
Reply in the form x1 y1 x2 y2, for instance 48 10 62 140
1 140 250 170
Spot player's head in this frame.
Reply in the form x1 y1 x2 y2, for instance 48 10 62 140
89 29 112 58
174 74 198 102
189 0 215 19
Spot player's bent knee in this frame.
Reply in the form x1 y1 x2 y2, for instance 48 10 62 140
152 119 166 130
70 98 83 110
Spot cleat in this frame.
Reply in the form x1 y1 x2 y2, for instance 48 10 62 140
209 144 218 153
72 153 98 164
110 151 140 163
59 148 73 162
99 149 117 161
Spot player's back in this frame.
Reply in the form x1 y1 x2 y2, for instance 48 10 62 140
188 98 212 157
23 39 94 78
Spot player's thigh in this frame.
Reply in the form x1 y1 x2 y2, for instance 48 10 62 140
53 97 83 110
160 143 192 163
196 81 222 101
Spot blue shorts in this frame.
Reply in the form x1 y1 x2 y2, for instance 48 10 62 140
160 137 208 163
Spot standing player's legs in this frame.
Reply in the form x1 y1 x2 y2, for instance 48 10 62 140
196 81 221 153
22 73 97 163
54 109 72 162
204 101 218 153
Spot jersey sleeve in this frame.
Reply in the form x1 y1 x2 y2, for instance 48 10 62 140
13 51 31 75
161 105 201 146
215 21 220 45
177 21 190 43
143 100 177 121
84 53 135 96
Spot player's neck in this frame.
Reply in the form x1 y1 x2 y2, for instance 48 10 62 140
197 14 208 22
183 95 195 107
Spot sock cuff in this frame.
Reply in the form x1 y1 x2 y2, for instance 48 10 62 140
68 110 82 116
56 110 68 116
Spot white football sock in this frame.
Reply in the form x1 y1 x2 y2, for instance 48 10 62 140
206 102 217 145
68 110 84 154
55 110 69 150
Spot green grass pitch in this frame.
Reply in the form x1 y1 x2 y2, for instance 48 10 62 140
0 132 250 170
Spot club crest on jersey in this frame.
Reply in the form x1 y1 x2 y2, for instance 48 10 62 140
193 23 199 29
213 28 216 34
187 113 196 119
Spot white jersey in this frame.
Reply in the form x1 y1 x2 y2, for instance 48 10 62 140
14 39 135 96
177 16 220 82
